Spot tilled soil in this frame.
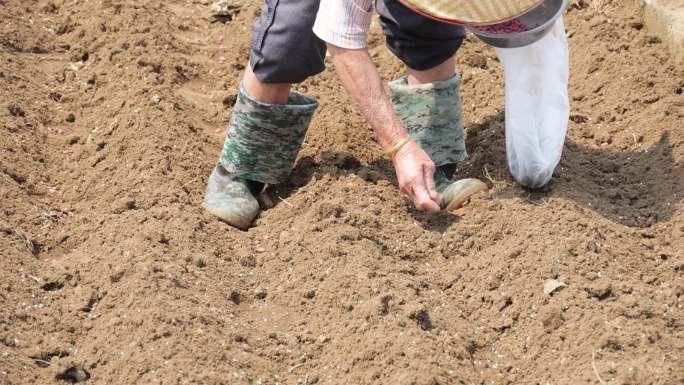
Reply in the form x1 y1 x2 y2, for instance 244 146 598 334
1 0 682 384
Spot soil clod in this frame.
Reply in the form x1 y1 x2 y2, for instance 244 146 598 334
8 104 25 117
1 1 681 384
254 287 267 299
229 291 241 305
585 282 613 300
408 309 433 331
55 365 90 383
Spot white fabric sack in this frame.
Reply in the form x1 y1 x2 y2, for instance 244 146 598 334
495 18 570 188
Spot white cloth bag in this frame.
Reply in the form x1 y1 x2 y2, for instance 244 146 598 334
495 18 570 188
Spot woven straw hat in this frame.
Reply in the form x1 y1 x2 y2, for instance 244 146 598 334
398 0 544 25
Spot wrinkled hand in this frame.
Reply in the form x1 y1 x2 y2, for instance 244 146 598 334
392 140 441 212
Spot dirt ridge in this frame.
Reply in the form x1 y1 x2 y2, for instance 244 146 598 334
1 0 682 384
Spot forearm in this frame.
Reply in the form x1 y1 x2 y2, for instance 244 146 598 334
326 44 407 148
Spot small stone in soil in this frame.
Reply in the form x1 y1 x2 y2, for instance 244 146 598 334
543 279 567 296
254 288 267 299
211 0 235 16
229 291 241 305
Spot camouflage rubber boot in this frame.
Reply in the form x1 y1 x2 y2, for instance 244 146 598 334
203 83 318 229
389 75 487 211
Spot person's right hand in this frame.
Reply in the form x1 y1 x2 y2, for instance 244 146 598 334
392 139 441 212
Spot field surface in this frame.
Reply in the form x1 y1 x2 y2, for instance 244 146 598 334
1 0 682 384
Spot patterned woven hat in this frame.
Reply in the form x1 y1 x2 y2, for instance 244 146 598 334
398 0 544 25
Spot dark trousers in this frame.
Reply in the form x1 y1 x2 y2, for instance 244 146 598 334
249 0 466 83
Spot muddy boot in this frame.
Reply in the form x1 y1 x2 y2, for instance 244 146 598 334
203 165 263 230
203 83 318 229
389 75 487 211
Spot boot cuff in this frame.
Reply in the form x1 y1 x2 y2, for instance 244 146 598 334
388 74 461 93
238 83 319 115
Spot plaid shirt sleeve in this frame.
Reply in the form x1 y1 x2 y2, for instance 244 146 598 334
312 0 373 49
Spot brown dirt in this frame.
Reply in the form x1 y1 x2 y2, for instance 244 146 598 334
1 0 682 384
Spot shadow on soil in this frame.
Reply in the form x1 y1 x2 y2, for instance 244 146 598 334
463 113 682 228
266 113 681 230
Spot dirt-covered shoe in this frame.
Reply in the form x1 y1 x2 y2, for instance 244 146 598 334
434 164 488 211
202 165 263 230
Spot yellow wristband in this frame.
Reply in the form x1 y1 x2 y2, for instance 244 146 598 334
383 136 411 159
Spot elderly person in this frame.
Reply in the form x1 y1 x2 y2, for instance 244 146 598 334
203 0 549 229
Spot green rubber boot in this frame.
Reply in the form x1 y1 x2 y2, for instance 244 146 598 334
434 164 488 211
203 83 318 229
389 75 488 211
203 164 263 230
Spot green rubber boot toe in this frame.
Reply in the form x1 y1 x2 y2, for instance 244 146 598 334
202 165 262 230
440 178 489 211
434 164 488 211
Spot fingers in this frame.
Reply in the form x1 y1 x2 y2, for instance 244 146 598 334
399 180 436 212
411 183 441 213
422 163 440 202
393 143 441 213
